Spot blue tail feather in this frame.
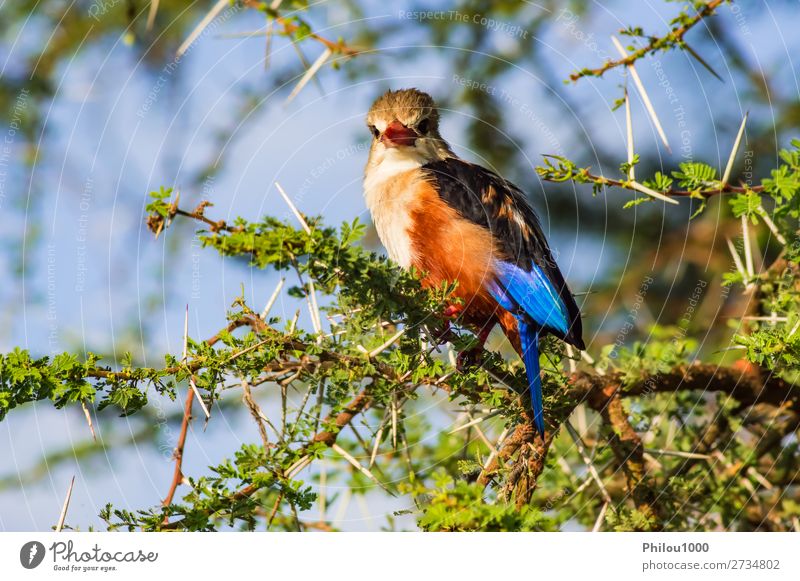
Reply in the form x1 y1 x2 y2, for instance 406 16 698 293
518 320 544 436
488 260 565 437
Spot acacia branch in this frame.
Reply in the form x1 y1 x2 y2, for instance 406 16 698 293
162 387 195 521
569 0 726 82
565 363 798 410
538 166 764 199
588 387 659 528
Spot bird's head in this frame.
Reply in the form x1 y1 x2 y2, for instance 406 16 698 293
365 88 452 172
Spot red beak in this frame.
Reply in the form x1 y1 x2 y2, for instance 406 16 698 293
381 120 418 148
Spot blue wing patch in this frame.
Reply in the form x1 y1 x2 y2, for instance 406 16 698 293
489 260 569 336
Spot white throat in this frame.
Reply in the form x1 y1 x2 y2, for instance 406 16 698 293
362 147 429 268
364 147 426 192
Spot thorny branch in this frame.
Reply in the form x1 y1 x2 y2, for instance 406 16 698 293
537 163 764 199
568 0 726 83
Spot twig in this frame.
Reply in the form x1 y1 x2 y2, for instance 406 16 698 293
587 388 659 526
391 392 398 449
564 422 612 503
449 410 501 434
539 162 764 199
162 386 194 517
183 307 210 420
225 338 270 364
331 443 394 496
241 376 270 449
645 448 711 460
267 491 284 529
482 427 510 474
569 0 725 82
592 501 609 532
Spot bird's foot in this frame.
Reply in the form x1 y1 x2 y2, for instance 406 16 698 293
432 320 455 345
442 304 463 319
455 326 493 371
456 346 484 371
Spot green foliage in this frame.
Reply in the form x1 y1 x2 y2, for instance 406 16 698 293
619 154 640 176
672 162 718 191
599 330 696 386
642 171 674 192
0 347 172 421
729 191 761 223
6 178 800 531
416 475 552 531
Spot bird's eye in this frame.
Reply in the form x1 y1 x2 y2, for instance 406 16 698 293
369 125 380 139
417 118 430 134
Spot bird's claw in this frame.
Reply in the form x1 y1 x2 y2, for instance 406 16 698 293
431 321 455 345
442 305 462 319
456 346 484 371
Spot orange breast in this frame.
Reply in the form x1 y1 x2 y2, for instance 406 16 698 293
407 180 504 327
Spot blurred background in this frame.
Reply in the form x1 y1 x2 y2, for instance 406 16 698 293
1 0 797 530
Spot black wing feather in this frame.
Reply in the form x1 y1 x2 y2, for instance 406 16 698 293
422 157 584 349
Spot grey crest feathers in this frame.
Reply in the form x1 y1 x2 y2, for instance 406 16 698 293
366 88 440 132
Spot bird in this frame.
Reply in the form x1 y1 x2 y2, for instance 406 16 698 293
362 88 584 437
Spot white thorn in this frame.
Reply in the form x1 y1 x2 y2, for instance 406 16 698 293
275 182 311 234
260 278 286 320
56 476 75 532
332 443 394 495
368 328 405 358
722 113 748 185
624 89 635 182
611 35 671 152
176 0 229 58
285 47 332 104
741 215 755 278
631 180 680 205
757 205 786 245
